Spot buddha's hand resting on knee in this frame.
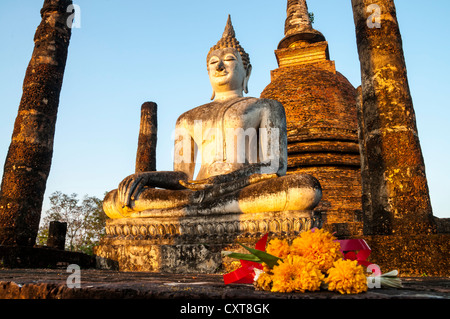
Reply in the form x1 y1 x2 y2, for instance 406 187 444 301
118 172 151 208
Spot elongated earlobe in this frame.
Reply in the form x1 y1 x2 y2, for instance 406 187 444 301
210 90 215 100
243 64 252 94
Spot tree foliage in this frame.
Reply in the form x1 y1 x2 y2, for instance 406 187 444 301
309 12 315 25
37 191 107 255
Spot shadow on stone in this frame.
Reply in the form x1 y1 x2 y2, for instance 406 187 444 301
0 246 96 269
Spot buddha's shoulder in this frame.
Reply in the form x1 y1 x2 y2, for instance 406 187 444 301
235 96 283 108
176 97 284 124
176 101 216 124
249 97 285 115
253 97 284 108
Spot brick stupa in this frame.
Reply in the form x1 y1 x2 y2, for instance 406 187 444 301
261 0 362 235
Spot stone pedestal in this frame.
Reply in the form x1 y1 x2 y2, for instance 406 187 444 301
94 210 322 273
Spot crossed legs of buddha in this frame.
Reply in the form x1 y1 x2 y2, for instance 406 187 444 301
103 174 322 219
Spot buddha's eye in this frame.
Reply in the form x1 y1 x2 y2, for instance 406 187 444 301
209 58 219 65
224 55 236 61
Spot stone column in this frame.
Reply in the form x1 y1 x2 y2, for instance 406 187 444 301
135 102 157 173
351 0 434 235
0 0 73 246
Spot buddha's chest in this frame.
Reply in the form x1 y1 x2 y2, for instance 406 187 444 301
191 100 262 147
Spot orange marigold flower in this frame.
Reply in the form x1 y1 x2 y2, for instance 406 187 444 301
290 228 342 272
271 255 324 293
266 238 290 258
324 259 368 294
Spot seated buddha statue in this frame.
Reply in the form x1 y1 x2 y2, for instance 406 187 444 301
103 16 322 219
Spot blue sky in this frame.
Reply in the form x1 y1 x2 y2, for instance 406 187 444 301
0 0 449 219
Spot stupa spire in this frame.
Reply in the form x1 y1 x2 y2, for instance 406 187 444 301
278 0 325 49
284 0 313 36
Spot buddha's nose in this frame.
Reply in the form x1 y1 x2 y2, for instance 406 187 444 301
216 60 225 71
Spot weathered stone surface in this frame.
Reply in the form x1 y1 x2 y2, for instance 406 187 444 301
435 218 450 234
0 0 73 246
351 0 434 235
361 234 450 277
0 269 448 300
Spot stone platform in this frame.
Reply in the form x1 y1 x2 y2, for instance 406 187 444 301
0 269 447 316
0 268 448 299
94 210 322 272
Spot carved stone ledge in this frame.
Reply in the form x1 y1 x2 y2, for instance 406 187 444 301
102 210 321 244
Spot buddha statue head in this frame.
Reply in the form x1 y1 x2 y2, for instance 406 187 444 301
207 15 252 101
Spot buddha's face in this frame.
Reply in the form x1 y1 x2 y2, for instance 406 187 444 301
207 48 248 95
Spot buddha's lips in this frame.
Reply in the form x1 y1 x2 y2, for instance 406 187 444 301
214 71 228 77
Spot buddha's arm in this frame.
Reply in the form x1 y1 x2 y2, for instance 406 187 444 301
259 99 288 176
173 142 196 182
173 116 196 180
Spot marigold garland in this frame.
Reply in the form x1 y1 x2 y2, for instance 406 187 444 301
324 259 368 294
266 238 290 259
224 228 401 294
270 255 324 293
290 228 343 272
251 229 368 294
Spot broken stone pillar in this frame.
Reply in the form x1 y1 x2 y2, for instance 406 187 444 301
0 0 73 246
135 102 157 173
47 221 67 250
351 0 435 235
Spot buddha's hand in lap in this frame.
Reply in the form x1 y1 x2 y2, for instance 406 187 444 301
179 173 278 191
248 173 278 184
179 177 216 190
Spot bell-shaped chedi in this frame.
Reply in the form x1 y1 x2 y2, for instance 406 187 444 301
261 0 362 233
